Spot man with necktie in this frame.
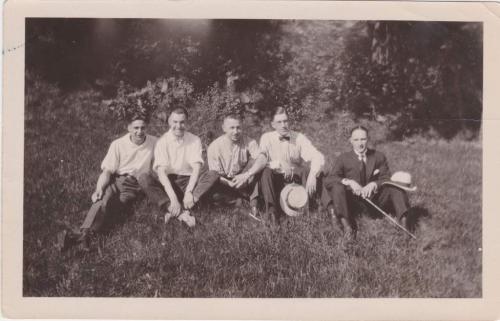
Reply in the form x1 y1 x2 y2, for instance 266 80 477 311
234 107 331 224
326 125 412 238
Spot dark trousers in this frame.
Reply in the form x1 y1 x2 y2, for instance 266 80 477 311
80 175 142 232
194 170 259 207
138 169 216 212
332 182 410 223
260 167 332 216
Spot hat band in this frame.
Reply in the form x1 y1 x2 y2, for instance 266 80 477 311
393 181 412 187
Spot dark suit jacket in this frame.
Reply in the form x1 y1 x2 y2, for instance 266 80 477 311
328 148 391 187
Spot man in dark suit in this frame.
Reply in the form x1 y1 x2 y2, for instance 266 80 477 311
326 126 412 238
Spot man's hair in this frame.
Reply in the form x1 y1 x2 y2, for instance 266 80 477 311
350 125 369 137
272 106 289 120
223 113 242 123
170 107 189 119
128 112 149 124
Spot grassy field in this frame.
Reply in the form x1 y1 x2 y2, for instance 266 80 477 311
23 89 482 297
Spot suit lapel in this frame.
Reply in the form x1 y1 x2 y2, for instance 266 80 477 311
365 149 376 183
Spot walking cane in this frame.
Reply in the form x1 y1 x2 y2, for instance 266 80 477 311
363 197 417 239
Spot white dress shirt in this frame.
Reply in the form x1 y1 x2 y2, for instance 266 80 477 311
153 130 203 176
259 130 324 175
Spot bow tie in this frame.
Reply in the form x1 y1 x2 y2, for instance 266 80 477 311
279 135 290 141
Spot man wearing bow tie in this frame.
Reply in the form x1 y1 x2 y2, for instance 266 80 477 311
234 107 330 224
326 126 411 238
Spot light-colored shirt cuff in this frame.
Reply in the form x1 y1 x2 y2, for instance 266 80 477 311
310 165 322 177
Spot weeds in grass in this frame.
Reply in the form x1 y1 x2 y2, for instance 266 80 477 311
23 86 481 297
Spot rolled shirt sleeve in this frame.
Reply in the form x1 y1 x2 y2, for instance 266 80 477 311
153 136 169 172
298 134 325 175
188 136 204 167
247 139 261 159
259 134 272 162
207 141 224 175
100 141 119 174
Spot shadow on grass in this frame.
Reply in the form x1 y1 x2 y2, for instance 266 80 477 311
407 205 431 232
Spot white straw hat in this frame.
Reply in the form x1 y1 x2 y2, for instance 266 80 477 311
382 171 417 192
280 183 308 216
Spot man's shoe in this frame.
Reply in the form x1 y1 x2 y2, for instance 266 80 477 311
178 210 196 227
77 228 92 251
248 206 262 222
56 230 72 252
266 207 280 226
400 215 412 233
164 211 175 224
340 217 356 240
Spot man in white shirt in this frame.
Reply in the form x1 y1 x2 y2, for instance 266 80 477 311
138 108 212 227
233 107 331 224
195 114 262 219
58 114 157 251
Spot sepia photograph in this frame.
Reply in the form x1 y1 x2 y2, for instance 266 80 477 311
4 1 500 319
22 17 482 298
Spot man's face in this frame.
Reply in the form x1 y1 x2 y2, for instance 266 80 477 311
271 113 290 137
168 112 187 138
223 118 242 142
128 119 147 144
350 129 368 153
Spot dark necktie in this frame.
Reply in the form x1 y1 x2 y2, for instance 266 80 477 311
359 155 366 186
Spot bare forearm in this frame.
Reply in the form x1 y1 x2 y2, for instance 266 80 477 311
157 168 178 201
245 154 267 176
95 170 112 192
186 163 201 193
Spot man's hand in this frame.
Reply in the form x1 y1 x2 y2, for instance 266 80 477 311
220 177 236 188
232 172 250 189
305 173 317 197
361 182 377 199
91 189 104 203
347 180 363 196
168 198 182 217
183 191 195 210
281 163 294 181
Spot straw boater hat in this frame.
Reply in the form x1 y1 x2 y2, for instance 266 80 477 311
280 183 308 216
381 171 417 192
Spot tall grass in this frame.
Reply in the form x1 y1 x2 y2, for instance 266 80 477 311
23 81 481 297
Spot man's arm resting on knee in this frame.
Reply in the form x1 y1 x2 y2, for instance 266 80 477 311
184 162 202 208
91 170 113 203
157 166 182 215
232 154 267 188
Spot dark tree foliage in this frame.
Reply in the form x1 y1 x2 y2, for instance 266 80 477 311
341 21 482 139
26 19 482 140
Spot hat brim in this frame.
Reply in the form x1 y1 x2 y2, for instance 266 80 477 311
382 181 417 192
280 184 307 217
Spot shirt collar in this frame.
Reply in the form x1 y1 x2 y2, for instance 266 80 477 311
354 149 367 159
166 130 185 144
222 134 243 146
128 134 148 146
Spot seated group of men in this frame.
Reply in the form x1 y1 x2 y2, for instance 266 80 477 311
59 106 415 251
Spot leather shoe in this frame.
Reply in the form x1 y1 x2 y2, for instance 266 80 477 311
248 206 262 222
